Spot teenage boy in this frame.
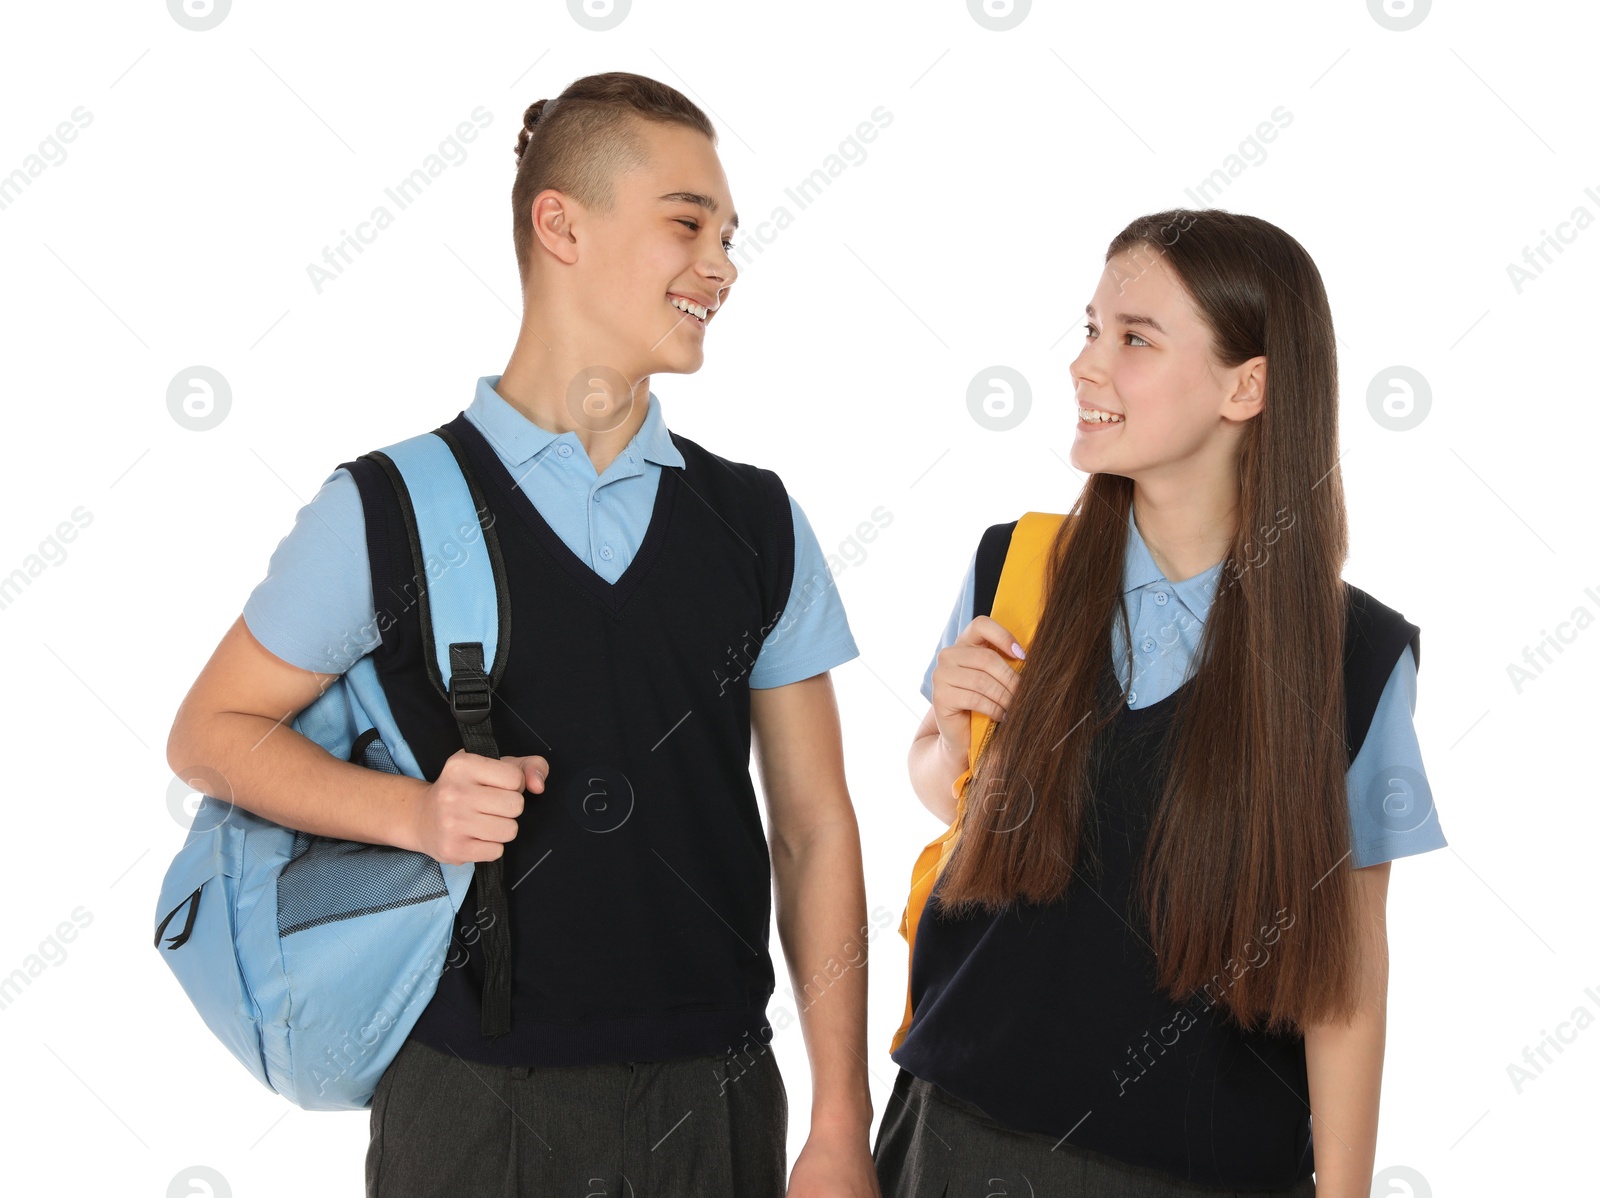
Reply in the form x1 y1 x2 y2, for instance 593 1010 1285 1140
166 72 882 1198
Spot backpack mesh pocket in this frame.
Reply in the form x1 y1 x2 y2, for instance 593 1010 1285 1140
275 729 449 937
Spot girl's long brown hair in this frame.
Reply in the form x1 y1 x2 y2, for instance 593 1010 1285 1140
934 209 1359 1034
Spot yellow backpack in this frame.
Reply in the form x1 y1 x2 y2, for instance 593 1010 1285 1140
890 511 1067 1054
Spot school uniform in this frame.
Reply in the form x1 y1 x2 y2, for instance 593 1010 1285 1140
874 511 1447 1196
243 374 859 1197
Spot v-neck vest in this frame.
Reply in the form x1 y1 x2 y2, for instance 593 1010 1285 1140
891 519 1421 1191
341 412 796 1067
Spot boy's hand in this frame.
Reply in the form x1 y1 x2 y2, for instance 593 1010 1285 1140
787 1127 881 1197
409 749 547 866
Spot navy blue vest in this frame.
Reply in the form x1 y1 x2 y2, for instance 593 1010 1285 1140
891 519 1420 1190
342 411 795 1067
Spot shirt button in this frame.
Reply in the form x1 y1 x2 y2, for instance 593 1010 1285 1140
600 546 613 560
557 443 572 457
1153 590 1168 605
1142 638 1155 652
1128 690 1138 704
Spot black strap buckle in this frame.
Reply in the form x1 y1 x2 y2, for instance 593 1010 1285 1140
448 668 492 724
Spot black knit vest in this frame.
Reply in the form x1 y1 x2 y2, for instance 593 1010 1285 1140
341 411 795 1067
891 519 1421 1190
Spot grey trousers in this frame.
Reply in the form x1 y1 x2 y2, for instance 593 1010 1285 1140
873 1067 1318 1198
366 1034 787 1197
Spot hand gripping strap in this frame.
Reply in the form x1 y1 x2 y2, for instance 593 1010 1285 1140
889 511 1067 1054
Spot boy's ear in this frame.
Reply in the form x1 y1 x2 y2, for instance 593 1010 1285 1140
531 192 581 265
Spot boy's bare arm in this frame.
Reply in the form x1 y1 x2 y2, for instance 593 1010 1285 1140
750 671 876 1187
165 615 430 852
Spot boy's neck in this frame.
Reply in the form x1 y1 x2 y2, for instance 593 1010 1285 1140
497 341 652 478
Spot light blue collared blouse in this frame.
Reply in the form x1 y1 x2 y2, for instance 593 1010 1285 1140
243 374 860 690
919 511 1447 869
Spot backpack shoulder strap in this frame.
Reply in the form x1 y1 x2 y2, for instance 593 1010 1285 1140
952 511 1069 805
972 520 1018 622
362 421 510 719
359 418 515 1041
890 510 1068 1054
1342 581 1422 766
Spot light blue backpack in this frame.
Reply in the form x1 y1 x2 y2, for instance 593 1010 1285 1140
153 424 516 1111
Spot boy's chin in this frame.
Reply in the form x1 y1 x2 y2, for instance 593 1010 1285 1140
649 348 706 376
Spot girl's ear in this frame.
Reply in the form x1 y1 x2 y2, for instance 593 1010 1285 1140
1224 356 1268 422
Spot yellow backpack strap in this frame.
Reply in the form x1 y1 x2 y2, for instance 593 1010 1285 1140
889 511 1067 1054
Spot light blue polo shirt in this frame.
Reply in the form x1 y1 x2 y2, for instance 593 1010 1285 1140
243 374 859 689
919 511 1447 870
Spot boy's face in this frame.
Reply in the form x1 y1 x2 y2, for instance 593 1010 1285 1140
572 119 739 383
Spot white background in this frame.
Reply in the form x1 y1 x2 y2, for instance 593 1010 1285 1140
2 0 1595 1194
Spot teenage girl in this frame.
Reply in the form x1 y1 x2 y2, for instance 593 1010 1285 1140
874 209 1447 1197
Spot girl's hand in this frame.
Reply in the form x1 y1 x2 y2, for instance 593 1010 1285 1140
929 616 1026 764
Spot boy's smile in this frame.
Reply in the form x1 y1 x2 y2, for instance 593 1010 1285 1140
665 289 717 332
586 120 739 373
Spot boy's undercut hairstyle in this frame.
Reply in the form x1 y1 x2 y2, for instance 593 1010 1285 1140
511 71 717 289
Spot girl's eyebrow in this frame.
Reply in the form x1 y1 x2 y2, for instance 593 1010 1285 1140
657 190 740 232
1085 302 1167 335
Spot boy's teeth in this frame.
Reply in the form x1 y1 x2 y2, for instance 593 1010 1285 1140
1079 408 1123 423
669 296 706 320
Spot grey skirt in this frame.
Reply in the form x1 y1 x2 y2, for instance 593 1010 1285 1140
873 1066 1317 1198
367 1034 787 1198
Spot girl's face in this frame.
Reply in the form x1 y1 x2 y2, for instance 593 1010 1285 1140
1067 247 1262 481
575 120 740 380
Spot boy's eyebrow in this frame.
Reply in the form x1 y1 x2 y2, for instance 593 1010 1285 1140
658 191 740 232
1085 302 1167 335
